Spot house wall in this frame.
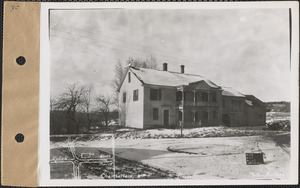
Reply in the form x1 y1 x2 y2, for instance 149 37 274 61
143 85 178 128
221 96 246 127
245 103 266 127
245 106 266 126
118 70 144 129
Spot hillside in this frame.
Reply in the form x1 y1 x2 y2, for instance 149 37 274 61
265 101 290 112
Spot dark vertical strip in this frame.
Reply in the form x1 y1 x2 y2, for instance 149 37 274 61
289 8 292 68
0 0 3 185
49 9 51 39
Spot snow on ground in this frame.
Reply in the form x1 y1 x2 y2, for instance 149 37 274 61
51 133 290 180
50 126 287 144
104 126 286 140
266 112 290 123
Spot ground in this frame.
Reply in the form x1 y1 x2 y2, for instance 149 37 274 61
50 127 290 180
50 112 290 180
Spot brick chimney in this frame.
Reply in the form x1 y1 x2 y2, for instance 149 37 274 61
180 65 185 73
163 63 168 71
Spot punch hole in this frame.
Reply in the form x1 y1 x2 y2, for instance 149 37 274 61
15 133 24 143
16 56 26 65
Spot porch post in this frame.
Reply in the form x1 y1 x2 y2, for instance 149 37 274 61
208 90 210 102
181 87 184 137
182 88 185 124
193 89 196 106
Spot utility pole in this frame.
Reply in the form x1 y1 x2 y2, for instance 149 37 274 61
181 87 184 137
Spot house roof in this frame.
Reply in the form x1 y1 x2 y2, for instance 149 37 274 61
245 95 265 106
221 87 245 97
129 67 220 88
245 99 253 106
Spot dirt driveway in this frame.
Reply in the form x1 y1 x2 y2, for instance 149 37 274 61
54 134 290 180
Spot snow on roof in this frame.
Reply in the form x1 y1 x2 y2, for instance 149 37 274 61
130 67 220 88
221 86 245 97
245 99 253 106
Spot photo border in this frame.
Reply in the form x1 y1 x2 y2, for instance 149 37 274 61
38 1 299 186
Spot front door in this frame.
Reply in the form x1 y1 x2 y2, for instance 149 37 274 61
163 110 169 126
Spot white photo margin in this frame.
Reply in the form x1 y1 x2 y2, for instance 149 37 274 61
39 2 299 186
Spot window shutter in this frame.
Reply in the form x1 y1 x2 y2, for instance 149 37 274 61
150 88 154 100
159 89 162 100
195 111 198 121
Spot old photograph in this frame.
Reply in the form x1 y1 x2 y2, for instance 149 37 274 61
39 2 298 185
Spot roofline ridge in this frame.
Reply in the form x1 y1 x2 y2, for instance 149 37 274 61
134 67 204 78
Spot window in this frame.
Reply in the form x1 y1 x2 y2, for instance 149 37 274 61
133 89 138 101
150 88 161 101
222 100 225 108
122 92 126 103
128 72 131 83
210 93 217 102
201 92 208 101
153 108 159 120
178 111 183 121
176 91 182 101
194 111 199 122
195 92 199 101
203 111 209 120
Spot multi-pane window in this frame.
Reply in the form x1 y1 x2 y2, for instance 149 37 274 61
123 92 126 103
176 91 182 101
133 89 138 101
150 88 161 101
153 108 159 120
128 72 131 83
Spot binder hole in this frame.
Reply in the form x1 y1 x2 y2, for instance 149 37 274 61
16 56 26 65
15 133 24 143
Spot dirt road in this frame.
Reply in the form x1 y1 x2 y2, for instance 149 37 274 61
53 134 290 180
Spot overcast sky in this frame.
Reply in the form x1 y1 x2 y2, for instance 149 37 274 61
50 8 290 102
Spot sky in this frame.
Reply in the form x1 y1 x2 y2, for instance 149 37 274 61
50 8 290 102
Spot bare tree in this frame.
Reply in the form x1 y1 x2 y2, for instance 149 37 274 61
112 55 158 107
96 94 113 127
111 60 125 106
81 85 95 129
128 55 158 69
55 83 86 133
50 97 57 112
